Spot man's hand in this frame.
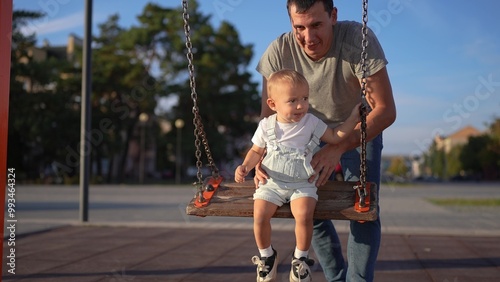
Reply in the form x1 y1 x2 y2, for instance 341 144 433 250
309 144 342 186
253 161 268 188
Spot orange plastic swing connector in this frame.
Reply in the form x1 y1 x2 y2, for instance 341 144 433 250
194 176 224 208
354 182 371 213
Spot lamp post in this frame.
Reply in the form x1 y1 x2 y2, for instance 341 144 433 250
175 119 184 184
139 113 149 184
79 0 93 222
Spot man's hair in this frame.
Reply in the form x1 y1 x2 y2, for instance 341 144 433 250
267 69 309 98
286 0 334 16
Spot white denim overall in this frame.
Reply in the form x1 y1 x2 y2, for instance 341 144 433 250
261 114 324 183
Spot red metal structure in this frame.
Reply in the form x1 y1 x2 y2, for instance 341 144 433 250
0 0 14 276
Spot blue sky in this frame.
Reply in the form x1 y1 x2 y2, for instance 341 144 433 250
13 0 500 157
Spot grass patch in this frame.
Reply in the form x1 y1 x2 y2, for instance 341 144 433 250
427 198 500 207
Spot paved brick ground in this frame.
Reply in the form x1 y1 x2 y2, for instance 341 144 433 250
3 225 500 282
3 183 500 281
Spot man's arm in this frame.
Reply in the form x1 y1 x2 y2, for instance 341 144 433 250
252 77 274 187
260 77 274 118
311 67 396 186
344 67 396 151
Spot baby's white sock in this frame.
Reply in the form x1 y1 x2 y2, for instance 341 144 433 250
294 247 309 259
259 245 274 258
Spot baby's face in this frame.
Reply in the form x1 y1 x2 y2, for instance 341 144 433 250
269 82 309 123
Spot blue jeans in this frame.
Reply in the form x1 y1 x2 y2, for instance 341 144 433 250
311 134 383 282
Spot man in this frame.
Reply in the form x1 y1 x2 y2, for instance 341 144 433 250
255 0 396 281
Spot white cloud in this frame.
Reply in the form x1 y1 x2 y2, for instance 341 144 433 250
463 37 500 65
21 11 83 36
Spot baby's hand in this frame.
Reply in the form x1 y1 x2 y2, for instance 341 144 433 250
234 165 248 183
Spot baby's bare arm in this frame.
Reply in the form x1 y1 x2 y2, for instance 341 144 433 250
320 103 361 145
234 145 266 183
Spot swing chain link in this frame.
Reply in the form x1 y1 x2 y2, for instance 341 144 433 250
357 0 369 206
183 0 367 206
182 0 220 191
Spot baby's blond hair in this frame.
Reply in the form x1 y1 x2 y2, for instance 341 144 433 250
267 69 309 99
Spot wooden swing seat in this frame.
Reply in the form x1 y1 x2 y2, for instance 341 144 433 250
186 180 378 221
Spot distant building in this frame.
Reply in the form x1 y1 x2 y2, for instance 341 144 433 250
16 34 82 93
434 125 482 153
383 126 485 181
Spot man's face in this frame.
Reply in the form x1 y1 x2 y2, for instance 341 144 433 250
289 2 337 61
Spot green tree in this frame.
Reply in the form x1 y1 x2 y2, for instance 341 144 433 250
126 1 260 179
487 117 500 159
424 140 446 179
487 118 500 179
461 117 500 180
446 145 463 178
91 14 158 183
387 157 409 178
8 1 261 183
460 135 490 177
8 10 81 182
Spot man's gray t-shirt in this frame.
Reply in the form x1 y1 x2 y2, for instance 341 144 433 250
257 21 388 128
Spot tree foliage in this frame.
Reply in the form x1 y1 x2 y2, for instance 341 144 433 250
460 118 500 179
8 1 261 183
9 10 80 182
422 118 500 181
446 145 463 177
423 140 446 179
387 157 408 178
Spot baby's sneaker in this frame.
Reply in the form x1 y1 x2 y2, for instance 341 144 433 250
289 256 314 282
251 248 278 282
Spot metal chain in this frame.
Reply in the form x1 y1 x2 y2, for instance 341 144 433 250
182 0 366 190
182 0 220 187
359 0 369 194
